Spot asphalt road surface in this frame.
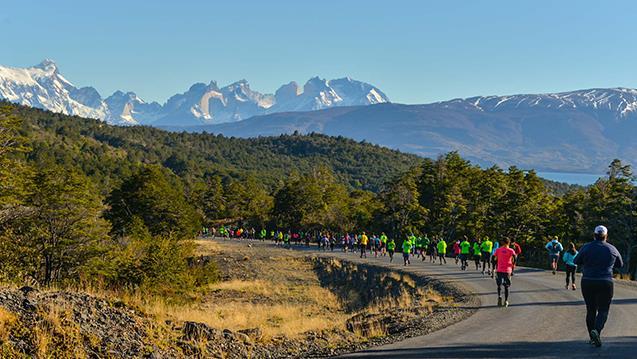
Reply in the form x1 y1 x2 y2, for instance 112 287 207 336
324 250 637 359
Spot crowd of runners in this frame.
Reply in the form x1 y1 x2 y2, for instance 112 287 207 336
205 224 623 348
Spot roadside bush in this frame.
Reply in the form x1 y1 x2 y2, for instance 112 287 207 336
85 218 219 298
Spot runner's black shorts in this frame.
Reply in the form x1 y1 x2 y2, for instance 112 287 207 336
496 272 512 287
459 254 469 261
481 251 491 262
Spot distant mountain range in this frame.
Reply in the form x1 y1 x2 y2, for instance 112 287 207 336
186 88 637 173
2 60 636 173
0 60 389 125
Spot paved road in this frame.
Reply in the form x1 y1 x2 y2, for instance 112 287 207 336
320 250 637 359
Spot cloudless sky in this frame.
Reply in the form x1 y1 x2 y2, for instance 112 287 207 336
3 0 637 104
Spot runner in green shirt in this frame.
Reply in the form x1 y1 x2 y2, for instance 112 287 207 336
260 228 267 241
420 238 431 262
473 239 482 271
380 233 388 256
402 238 412 266
415 236 425 259
408 234 417 255
480 237 494 275
460 236 471 271
387 238 396 262
437 239 448 265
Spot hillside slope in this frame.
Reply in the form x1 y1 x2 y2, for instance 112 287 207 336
8 102 418 192
189 88 637 173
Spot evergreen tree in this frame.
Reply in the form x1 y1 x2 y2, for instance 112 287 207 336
0 166 109 285
106 165 200 238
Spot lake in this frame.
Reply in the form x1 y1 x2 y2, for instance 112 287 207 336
537 171 604 186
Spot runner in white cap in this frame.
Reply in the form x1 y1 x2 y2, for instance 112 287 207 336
574 225 623 347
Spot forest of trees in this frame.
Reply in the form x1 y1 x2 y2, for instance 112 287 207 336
1 101 635 293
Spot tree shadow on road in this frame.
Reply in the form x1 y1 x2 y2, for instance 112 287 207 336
468 288 563 296
343 337 637 358
456 297 637 310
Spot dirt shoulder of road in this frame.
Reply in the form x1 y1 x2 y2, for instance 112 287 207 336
190 239 479 358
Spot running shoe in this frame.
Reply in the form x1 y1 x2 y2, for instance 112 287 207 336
572 284 577 291
590 329 601 347
565 284 569 290
504 301 509 307
497 297 503 307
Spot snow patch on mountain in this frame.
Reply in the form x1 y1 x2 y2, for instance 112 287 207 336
464 88 637 118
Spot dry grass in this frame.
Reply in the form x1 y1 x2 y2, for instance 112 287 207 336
192 240 221 256
106 240 353 339
125 276 347 339
366 287 445 314
34 303 86 359
141 299 347 339
0 307 17 341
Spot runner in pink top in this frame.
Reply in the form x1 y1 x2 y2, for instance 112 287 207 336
494 238 517 307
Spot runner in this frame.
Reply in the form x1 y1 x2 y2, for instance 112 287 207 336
437 238 447 265
545 236 564 275
472 238 482 271
428 238 437 263
480 237 493 275
574 225 623 347
359 232 369 258
421 234 431 262
493 238 517 307
408 233 417 257
453 240 461 265
415 235 425 259
459 236 471 271
510 239 522 276
402 237 412 266
490 239 500 278
562 242 578 290
373 234 381 257
380 232 388 256
387 238 396 262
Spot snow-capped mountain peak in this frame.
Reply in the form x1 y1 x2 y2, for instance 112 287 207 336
0 60 107 121
464 88 637 118
0 60 388 126
32 59 59 74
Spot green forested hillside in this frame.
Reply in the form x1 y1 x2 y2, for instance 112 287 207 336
10 101 418 193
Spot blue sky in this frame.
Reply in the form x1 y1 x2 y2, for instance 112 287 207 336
3 0 636 104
